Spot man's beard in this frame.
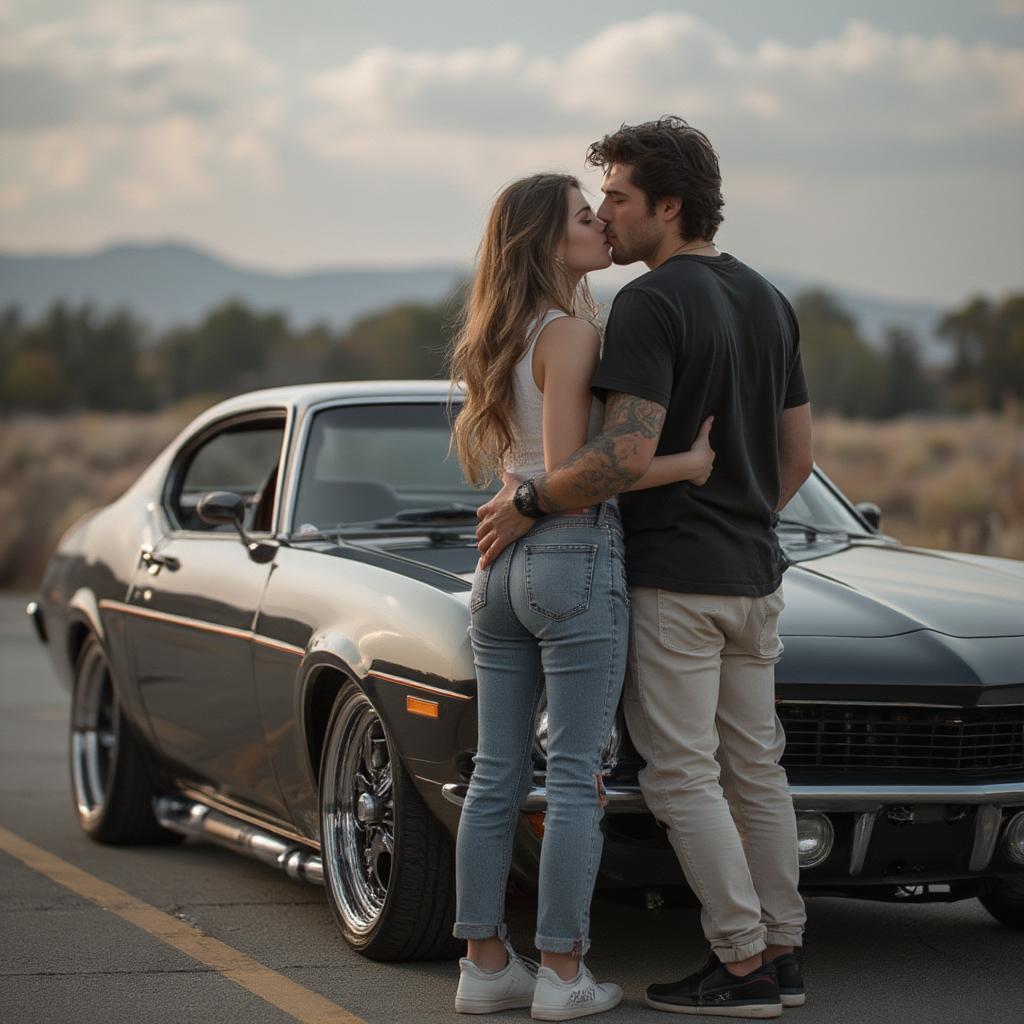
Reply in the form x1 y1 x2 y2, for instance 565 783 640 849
610 246 637 266
609 225 658 266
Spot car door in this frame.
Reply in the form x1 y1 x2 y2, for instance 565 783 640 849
123 407 291 819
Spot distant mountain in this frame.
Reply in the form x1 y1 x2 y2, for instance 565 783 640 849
0 241 950 363
0 242 466 338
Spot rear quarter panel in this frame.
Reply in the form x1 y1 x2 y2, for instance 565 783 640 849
39 446 175 755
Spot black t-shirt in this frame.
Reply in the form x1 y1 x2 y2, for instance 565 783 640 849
591 253 808 596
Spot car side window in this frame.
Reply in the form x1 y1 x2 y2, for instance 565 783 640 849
168 416 286 533
291 402 498 533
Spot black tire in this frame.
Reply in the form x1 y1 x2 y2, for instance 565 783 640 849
318 683 460 961
69 634 181 845
979 876 1024 929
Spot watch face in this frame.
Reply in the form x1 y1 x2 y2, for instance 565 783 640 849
513 482 530 511
514 481 540 517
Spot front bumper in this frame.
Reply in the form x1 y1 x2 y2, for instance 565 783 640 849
441 780 1024 877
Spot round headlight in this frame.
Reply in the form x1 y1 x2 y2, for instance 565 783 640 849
532 697 622 771
533 704 549 761
1004 810 1024 866
796 813 835 869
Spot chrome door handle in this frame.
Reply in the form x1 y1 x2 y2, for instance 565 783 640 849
140 547 180 573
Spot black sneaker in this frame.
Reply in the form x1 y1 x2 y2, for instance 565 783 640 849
768 950 805 1008
645 957 782 1018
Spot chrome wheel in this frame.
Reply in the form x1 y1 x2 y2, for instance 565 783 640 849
318 682 459 960
71 640 118 825
321 690 396 936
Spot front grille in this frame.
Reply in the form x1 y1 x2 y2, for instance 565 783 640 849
778 704 1024 778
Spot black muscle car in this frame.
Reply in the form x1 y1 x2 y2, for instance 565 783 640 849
28 381 1024 961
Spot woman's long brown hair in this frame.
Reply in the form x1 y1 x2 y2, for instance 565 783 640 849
448 173 597 486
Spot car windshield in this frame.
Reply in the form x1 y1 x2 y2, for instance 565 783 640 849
290 400 870 542
778 472 868 536
291 401 499 534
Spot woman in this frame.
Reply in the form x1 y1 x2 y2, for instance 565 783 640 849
447 173 715 1020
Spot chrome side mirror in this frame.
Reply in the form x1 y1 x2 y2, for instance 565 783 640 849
197 491 279 564
855 501 882 531
197 490 245 526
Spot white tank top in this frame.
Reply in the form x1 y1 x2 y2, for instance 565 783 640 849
503 310 606 479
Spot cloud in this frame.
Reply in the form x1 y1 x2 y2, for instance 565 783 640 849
1 6 1021 304
304 13 1024 188
6 7 1022 213
310 43 559 134
0 1 283 208
1 1 278 121
0 66 79 131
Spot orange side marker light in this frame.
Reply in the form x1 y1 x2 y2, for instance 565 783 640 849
406 695 439 719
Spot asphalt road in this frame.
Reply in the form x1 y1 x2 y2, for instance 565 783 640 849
2 592 1023 1024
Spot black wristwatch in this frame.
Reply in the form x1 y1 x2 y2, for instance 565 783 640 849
512 479 545 518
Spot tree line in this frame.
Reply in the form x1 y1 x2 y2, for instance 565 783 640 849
796 290 1023 417
1 288 1021 417
0 295 456 413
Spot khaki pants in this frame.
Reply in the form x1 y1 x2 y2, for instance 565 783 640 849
623 586 806 962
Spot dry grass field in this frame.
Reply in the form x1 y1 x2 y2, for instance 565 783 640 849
813 408 1024 560
0 404 199 589
1 407 1022 590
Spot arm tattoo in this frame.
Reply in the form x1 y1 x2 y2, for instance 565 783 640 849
533 393 666 512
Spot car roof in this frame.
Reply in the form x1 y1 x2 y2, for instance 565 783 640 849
197 380 460 421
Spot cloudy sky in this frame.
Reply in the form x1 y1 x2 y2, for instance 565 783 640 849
2 0 1022 304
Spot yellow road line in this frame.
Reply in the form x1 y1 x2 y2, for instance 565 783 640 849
0 824 365 1024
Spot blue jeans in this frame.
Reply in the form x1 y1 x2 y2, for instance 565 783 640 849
454 503 629 955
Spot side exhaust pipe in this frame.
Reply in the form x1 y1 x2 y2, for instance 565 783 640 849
154 797 324 885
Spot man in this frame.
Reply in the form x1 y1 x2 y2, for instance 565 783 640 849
475 116 814 1017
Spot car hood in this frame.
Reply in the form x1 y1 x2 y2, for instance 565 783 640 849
783 542 1024 639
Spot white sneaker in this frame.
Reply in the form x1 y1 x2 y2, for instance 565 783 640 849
455 944 538 1014
531 963 623 1021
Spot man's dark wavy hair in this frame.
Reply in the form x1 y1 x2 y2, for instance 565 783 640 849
586 116 724 242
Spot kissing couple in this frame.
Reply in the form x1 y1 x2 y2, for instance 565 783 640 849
447 116 813 1019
